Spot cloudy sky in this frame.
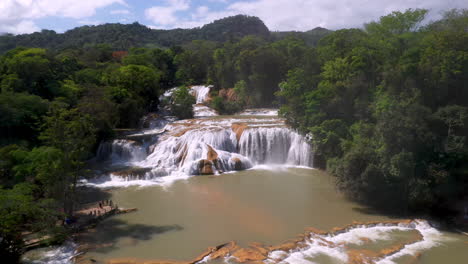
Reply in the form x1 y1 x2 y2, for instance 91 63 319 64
1 0 467 34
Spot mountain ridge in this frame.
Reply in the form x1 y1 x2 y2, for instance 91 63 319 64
0 15 331 53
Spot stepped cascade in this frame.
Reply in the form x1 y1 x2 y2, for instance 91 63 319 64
95 85 313 183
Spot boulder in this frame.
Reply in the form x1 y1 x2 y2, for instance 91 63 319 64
232 157 244 171
198 159 214 175
206 145 218 161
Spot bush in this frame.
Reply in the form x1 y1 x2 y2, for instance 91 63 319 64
210 96 243 115
171 86 196 119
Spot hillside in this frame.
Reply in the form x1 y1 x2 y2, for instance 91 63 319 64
0 15 331 54
271 27 332 46
0 15 300 53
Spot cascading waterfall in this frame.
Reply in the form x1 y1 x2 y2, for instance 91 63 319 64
95 115 313 184
96 139 147 163
191 85 212 104
191 85 217 117
91 84 313 185
238 127 312 166
139 127 247 176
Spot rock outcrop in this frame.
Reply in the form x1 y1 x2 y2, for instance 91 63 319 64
198 159 214 175
232 157 244 171
231 123 248 141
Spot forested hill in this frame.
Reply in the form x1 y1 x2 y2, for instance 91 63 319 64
0 15 330 54
271 27 331 46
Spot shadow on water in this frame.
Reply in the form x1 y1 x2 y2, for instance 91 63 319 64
82 218 183 254
351 206 405 219
352 204 468 235
76 186 113 205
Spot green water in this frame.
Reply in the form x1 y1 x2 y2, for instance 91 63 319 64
82 168 468 263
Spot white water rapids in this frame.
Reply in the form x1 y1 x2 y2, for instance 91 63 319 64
261 220 450 264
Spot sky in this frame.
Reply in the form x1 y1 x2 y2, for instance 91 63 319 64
1 0 467 34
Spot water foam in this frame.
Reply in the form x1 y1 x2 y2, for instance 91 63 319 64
265 220 445 264
239 109 279 116
193 104 218 117
376 220 447 264
23 241 77 264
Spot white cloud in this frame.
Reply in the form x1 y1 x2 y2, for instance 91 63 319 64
0 0 127 34
145 0 190 27
145 0 468 31
111 9 130 15
225 0 468 30
0 20 40 34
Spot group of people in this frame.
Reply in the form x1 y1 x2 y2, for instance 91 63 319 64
87 199 118 217
99 199 114 208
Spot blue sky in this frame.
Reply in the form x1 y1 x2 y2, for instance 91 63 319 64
1 0 467 34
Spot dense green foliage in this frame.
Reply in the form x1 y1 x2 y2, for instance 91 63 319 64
171 86 196 119
0 183 62 262
277 9 468 215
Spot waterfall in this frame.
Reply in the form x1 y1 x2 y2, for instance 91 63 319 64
193 105 218 117
97 139 147 163
139 126 249 176
238 127 312 166
191 85 212 104
191 85 217 117
93 110 314 184
136 122 312 177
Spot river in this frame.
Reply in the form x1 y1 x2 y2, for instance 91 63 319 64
23 86 468 264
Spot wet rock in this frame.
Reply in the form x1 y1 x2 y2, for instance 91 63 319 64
231 247 267 262
210 241 238 260
269 241 298 252
232 123 248 141
206 145 218 161
175 144 188 165
198 159 214 175
140 113 160 128
191 247 216 263
232 157 244 171
248 242 269 255
117 208 138 214
218 88 238 102
305 227 327 235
